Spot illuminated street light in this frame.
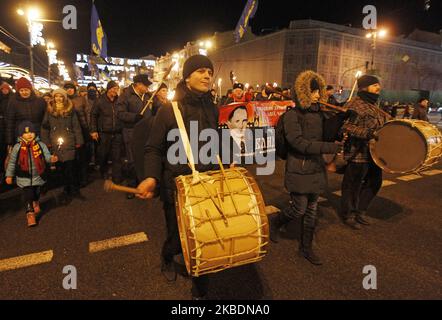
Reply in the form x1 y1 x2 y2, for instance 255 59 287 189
365 28 388 72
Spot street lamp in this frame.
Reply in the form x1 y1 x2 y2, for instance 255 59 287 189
46 41 57 87
366 29 388 72
17 7 44 84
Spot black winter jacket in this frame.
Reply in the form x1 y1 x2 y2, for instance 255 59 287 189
284 106 339 194
0 92 11 144
144 81 219 198
117 85 152 129
90 94 121 134
5 92 46 145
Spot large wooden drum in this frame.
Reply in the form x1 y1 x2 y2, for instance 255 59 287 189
175 167 269 277
370 120 442 174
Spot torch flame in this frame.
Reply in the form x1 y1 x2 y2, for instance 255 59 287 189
57 137 64 145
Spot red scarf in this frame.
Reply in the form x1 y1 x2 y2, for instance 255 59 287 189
18 139 46 176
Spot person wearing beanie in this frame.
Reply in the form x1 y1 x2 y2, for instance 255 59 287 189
137 54 218 299
41 88 84 203
90 80 123 183
340 74 392 230
116 74 153 198
5 77 46 148
5 120 57 227
412 97 430 122
225 82 251 104
269 70 341 266
64 81 91 188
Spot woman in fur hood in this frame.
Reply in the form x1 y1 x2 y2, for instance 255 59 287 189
41 88 84 198
270 70 341 266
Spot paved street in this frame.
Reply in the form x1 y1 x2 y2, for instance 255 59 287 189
0 161 441 300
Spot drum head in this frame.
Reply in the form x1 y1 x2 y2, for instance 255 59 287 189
370 121 427 173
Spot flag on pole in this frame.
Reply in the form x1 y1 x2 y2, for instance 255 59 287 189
91 1 108 58
234 0 259 43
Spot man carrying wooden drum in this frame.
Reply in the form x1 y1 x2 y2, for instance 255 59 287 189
340 75 392 230
136 55 218 300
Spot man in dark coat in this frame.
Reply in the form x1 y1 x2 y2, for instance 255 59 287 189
5 77 46 148
132 83 169 181
412 98 429 122
340 75 392 230
117 74 152 198
90 81 123 183
269 70 341 266
64 81 90 187
0 82 12 179
136 55 218 300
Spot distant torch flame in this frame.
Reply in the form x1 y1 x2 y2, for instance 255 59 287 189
57 137 64 146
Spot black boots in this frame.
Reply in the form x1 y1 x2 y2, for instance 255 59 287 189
300 226 322 266
355 211 372 226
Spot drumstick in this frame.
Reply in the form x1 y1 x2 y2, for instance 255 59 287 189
216 155 225 202
216 188 229 226
204 209 225 250
104 180 141 195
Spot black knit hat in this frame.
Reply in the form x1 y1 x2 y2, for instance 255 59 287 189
106 80 119 91
182 55 214 80
18 120 36 136
233 83 244 90
63 81 76 91
133 74 152 87
357 75 380 89
87 82 97 90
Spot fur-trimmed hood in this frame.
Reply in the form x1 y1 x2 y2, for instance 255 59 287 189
47 98 74 117
294 70 327 109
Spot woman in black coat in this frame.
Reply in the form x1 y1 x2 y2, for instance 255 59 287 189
270 70 340 266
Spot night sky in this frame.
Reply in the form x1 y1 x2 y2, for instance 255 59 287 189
0 0 441 69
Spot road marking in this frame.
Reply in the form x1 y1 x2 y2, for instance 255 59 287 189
382 180 397 187
421 169 442 176
89 232 149 253
265 205 280 215
397 174 423 182
0 250 53 273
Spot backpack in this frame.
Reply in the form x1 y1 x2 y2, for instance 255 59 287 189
275 107 300 160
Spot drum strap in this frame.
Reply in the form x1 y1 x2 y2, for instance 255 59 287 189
171 101 197 175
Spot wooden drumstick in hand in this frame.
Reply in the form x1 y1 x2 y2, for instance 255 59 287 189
104 180 141 195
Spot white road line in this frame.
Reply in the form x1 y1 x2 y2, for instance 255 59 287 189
397 174 423 182
421 169 442 176
0 250 53 273
382 180 397 187
89 232 149 253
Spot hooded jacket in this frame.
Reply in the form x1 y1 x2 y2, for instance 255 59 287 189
41 99 84 162
284 71 339 194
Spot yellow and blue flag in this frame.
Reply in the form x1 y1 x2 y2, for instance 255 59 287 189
91 1 108 58
234 0 259 43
